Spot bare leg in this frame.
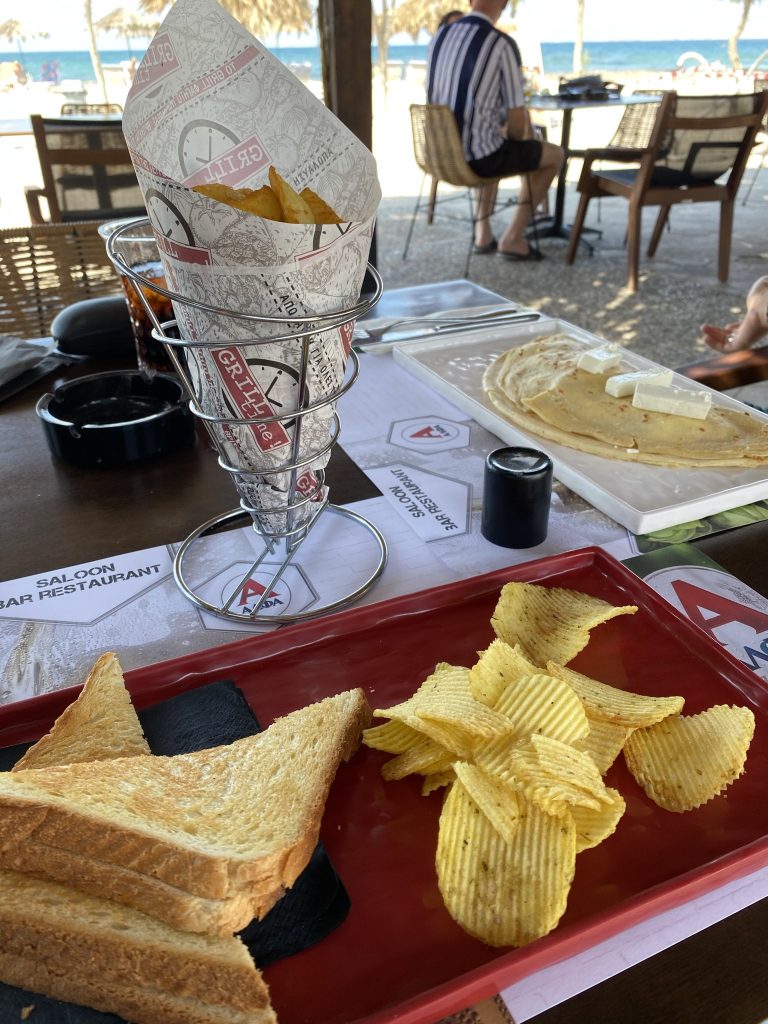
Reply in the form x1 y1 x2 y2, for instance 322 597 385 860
474 182 498 248
498 141 563 256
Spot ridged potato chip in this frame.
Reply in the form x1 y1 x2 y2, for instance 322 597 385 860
504 735 607 816
437 783 576 947
546 661 684 728
491 582 637 667
574 717 631 775
363 719 422 754
569 786 625 852
453 762 520 845
422 769 455 796
376 663 512 756
469 639 539 707
492 667 590 745
623 704 755 812
373 663 470 720
472 669 590 793
380 735 454 781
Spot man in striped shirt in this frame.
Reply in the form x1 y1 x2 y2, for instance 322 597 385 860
428 0 562 260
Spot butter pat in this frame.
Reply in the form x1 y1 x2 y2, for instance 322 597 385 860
605 368 674 398
632 381 713 420
577 345 622 374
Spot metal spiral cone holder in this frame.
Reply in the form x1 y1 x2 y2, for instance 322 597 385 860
107 218 387 624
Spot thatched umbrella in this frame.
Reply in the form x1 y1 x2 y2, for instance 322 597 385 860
95 7 161 55
138 0 313 37
389 0 526 38
0 18 49 55
389 0 467 38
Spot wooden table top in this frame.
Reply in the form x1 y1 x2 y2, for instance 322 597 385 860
2 348 768 1024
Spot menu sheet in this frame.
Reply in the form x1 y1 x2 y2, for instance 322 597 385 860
0 352 633 702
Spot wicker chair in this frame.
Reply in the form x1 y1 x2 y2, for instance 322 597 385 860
403 104 536 277
603 90 665 152
591 90 664 236
0 222 121 338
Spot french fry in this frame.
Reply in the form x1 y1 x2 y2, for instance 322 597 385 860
301 186 343 224
193 169 340 224
193 182 282 221
233 184 282 220
268 166 315 223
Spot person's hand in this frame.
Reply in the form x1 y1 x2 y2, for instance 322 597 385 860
701 309 768 353
700 321 747 352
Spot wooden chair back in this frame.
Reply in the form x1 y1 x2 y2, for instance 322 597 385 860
653 92 767 189
566 90 768 291
636 90 768 198
59 102 124 116
27 114 145 224
0 222 119 338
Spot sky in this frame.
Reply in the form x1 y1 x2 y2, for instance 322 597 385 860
2 0 767 51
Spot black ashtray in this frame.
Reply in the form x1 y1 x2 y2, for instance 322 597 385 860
36 371 195 468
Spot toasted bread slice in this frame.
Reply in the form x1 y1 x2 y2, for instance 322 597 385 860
0 688 371 902
0 869 275 1024
0 954 269 1024
12 652 149 771
0 837 284 935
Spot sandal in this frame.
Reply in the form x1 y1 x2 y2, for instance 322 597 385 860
498 246 544 262
472 239 498 254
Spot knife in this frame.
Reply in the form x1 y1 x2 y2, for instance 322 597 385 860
353 312 541 351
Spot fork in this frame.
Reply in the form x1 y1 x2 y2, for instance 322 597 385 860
352 305 531 342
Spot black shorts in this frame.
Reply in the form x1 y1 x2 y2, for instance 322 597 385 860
469 138 543 178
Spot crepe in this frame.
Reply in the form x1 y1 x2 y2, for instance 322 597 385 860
482 335 768 468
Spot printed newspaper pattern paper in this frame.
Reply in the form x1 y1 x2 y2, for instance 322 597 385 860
122 0 380 529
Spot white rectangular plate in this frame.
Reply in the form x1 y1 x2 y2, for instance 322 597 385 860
392 317 768 534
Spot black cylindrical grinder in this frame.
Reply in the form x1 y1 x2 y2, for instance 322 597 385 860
481 447 553 548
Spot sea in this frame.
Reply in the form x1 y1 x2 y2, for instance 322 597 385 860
4 38 768 84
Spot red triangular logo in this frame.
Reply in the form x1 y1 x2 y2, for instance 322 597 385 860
239 579 280 606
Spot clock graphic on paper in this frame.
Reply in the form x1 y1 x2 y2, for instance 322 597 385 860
247 359 306 425
145 189 194 245
178 119 240 176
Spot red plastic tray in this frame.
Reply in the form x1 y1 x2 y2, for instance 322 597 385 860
2 547 768 1024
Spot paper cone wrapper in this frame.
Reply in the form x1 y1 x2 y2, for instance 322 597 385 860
122 0 380 531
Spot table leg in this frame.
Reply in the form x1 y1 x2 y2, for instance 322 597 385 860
529 106 600 251
528 107 572 241
553 107 572 233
